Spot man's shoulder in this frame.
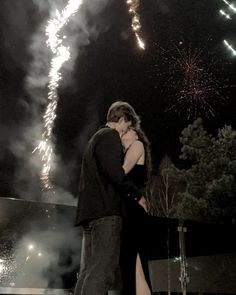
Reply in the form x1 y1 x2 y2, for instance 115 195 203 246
95 126 119 139
90 127 121 151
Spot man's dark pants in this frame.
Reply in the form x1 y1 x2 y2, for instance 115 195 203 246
74 216 122 295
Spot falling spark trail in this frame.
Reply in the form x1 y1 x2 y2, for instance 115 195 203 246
219 9 232 19
135 32 145 50
33 0 82 189
126 0 146 50
224 40 236 56
222 0 236 13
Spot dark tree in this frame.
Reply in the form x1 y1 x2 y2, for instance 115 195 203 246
176 118 236 223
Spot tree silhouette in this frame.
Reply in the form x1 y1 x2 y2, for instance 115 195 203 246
176 118 236 223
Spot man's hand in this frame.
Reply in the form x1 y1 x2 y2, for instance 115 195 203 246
138 196 148 212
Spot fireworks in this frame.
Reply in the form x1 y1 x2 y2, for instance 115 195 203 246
33 0 82 189
224 39 236 56
154 43 229 118
0 254 16 286
0 259 5 274
0 258 13 278
170 47 216 117
126 0 145 50
26 243 43 261
220 1 236 57
28 244 35 251
219 9 232 19
219 1 236 57
222 0 236 13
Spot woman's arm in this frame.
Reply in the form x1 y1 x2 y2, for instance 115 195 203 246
123 140 144 174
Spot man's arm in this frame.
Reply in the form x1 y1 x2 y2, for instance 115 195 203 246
122 140 147 211
94 129 142 201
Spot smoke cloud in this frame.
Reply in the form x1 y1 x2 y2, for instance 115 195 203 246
1 203 82 291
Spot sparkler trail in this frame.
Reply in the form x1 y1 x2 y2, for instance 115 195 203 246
33 0 82 189
220 1 236 57
224 40 236 56
222 0 236 13
219 9 232 19
126 0 145 50
0 248 16 286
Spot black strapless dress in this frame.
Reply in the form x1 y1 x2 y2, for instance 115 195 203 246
120 165 152 295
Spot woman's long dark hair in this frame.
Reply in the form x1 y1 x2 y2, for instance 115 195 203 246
135 127 152 180
134 127 155 213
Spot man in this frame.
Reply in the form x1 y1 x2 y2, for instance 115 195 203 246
74 101 147 295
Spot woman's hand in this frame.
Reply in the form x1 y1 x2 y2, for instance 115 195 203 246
138 196 148 212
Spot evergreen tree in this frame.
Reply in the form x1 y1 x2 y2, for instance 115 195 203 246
177 118 236 223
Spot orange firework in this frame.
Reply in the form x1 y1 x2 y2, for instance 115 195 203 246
126 0 145 50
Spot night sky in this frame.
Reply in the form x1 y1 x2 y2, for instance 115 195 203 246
0 0 235 201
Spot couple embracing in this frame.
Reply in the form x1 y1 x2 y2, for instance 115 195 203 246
74 101 152 295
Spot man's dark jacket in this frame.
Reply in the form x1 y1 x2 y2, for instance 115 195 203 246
75 126 142 226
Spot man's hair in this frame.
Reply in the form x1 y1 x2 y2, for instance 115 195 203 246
106 101 140 127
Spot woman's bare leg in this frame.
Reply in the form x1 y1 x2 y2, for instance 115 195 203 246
135 254 151 295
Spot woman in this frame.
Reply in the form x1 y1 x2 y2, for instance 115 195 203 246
120 127 152 295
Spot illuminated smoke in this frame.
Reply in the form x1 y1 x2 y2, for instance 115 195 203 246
126 0 145 50
33 0 83 189
224 39 236 56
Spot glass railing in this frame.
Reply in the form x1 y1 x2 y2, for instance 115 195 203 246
0 197 235 294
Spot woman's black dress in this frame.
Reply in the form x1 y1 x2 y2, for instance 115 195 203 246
120 164 152 295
